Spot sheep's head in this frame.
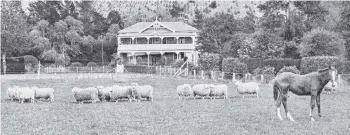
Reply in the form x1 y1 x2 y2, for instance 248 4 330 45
234 81 242 86
131 83 138 87
97 86 103 92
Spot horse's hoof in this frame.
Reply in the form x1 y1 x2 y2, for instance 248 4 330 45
310 118 315 121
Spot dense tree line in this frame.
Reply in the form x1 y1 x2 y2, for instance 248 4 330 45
2 1 350 68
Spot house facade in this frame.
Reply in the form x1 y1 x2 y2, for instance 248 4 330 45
117 18 200 66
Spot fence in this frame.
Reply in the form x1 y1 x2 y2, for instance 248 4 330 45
29 64 350 85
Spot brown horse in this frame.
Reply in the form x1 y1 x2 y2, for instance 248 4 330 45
272 66 337 122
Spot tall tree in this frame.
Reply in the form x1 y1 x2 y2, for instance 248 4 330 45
192 7 204 30
1 1 31 56
294 1 329 31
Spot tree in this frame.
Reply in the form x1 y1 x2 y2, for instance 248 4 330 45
1 1 31 56
107 10 124 29
237 30 286 59
209 1 217 9
192 7 204 30
197 12 254 55
294 1 329 31
299 28 346 58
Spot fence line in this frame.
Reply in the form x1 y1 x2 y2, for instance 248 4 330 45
31 65 350 84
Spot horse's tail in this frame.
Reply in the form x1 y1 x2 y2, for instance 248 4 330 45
272 79 279 101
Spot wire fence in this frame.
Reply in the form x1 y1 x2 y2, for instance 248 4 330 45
5 64 350 85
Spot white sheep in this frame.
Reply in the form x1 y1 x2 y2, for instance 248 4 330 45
97 86 113 102
109 85 134 102
18 87 35 103
176 84 193 100
192 84 211 99
209 84 228 99
32 87 55 102
234 81 260 98
131 83 154 102
72 87 100 104
323 81 337 94
7 86 20 101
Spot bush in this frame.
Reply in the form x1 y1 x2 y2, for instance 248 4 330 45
263 58 301 73
277 66 301 75
172 59 197 71
239 58 264 73
300 28 346 58
69 62 83 67
339 61 350 74
124 65 156 74
24 55 38 65
198 53 222 71
300 56 340 74
222 57 249 74
86 62 98 67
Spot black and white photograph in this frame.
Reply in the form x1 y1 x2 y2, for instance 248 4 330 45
1 0 350 134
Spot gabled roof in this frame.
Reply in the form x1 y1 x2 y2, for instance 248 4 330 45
119 21 199 34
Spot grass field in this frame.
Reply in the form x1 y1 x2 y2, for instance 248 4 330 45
1 73 350 135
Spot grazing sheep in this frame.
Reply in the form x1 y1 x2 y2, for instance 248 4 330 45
192 84 211 99
18 87 35 103
97 86 113 102
209 84 228 99
109 85 134 102
176 84 193 100
234 81 260 98
7 86 20 101
72 87 100 104
323 81 337 94
131 83 154 102
32 87 55 102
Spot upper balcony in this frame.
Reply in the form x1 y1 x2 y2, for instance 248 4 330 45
118 37 197 52
118 44 195 52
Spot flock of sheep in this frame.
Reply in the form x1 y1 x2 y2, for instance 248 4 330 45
6 81 263 104
6 80 337 104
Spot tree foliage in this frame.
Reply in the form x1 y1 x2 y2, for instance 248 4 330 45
299 28 346 58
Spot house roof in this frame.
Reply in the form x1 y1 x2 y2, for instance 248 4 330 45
119 21 199 34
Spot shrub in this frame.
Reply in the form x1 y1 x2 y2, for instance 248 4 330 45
339 61 350 74
300 56 340 74
24 55 38 66
69 62 83 67
124 65 156 74
172 59 197 71
263 58 301 73
240 58 264 72
198 53 222 71
300 28 346 58
86 62 98 67
277 66 301 75
222 57 249 74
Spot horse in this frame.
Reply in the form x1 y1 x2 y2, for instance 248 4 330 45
271 65 337 122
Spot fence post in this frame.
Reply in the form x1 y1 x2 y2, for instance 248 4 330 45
159 66 162 76
37 61 41 78
201 70 204 79
194 70 196 79
2 54 6 74
261 74 264 83
232 73 235 82
211 71 214 80
338 74 341 83
221 72 224 80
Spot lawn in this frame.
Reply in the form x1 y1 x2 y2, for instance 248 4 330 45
1 73 350 135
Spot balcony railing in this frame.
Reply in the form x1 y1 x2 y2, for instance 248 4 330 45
118 44 195 51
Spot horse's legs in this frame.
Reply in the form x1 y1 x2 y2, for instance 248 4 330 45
282 95 295 122
316 94 321 117
276 91 283 121
309 92 317 121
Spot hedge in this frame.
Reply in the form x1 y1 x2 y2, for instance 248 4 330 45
277 66 301 75
198 53 222 71
124 65 157 74
239 58 300 73
86 62 98 67
69 62 83 67
222 57 248 74
338 61 350 74
300 56 340 74
263 58 301 73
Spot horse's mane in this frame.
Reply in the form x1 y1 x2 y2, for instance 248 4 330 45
317 68 330 73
